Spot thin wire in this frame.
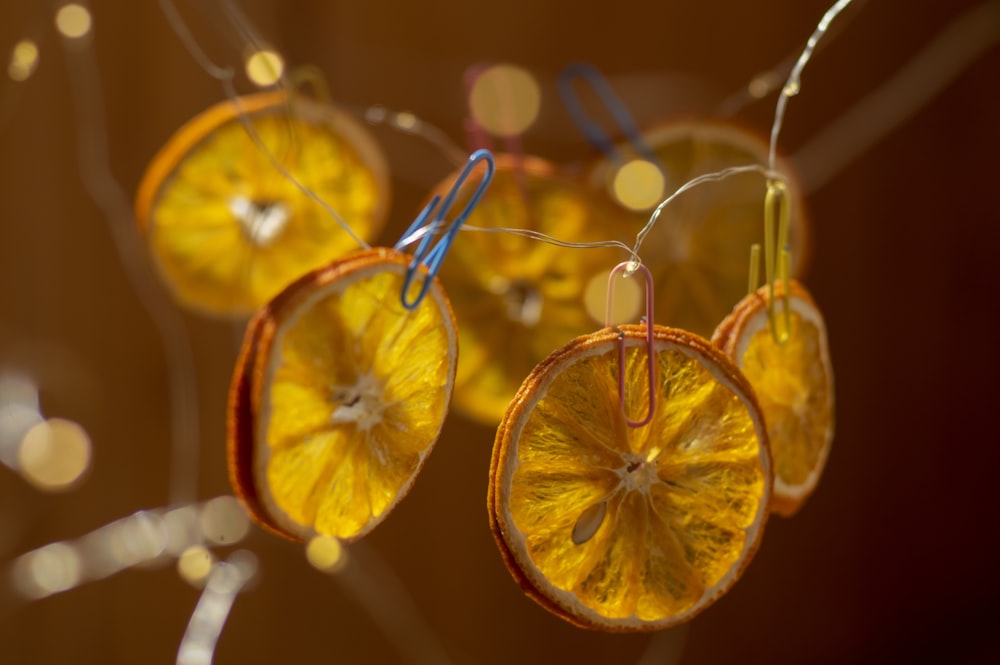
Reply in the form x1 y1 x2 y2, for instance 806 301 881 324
360 104 467 166
420 225 640 265
59 2 201 507
717 0 868 117
156 0 234 80
768 0 856 170
630 164 782 261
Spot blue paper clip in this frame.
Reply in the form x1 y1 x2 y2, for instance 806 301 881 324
395 149 495 310
558 63 661 167
605 261 656 428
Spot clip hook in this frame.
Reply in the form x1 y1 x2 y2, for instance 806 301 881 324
606 261 656 428
395 149 495 310
762 178 792 343
558 63 660 166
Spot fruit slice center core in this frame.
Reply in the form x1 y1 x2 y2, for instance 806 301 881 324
329 372 385 432
489 277 543 326
230 196 290 247
619 451 659 493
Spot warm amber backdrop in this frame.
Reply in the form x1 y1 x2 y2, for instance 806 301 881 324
1 1 998 663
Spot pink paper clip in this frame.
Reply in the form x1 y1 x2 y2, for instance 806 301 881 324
463 63 529 205
605 262 656 428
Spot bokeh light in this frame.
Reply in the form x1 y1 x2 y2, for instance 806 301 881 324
8 40 39 82
199 496 251 546
12 542 83 599
104 511 167 569
17 418 91 491
164 504 202 556
469 64 541 137
245 49 284 87
583 267 642 326
306 535 347 573
0 373 43 468
612 159 666 211
55 4 92 39
178 545 216 585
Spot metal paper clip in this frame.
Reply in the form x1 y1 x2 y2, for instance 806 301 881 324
606 261 656 427
762 178 791 343
395 149 495 309
558 63 660 166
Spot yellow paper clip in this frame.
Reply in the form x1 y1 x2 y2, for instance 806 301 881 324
761 178 792 344
287 65 332 103
606 261 656 427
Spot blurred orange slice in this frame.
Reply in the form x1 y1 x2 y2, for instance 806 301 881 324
589 119 809 337
136 90 389 316
228 248 456 541
713 280 834 516
432 154 622 425
490 325 771 630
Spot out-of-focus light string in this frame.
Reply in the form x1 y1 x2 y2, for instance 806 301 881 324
7 497 250 600
307 538 455 665
175 551 257 665
55 0 201 507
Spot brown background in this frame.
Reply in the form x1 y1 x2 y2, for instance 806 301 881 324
2 0 999 663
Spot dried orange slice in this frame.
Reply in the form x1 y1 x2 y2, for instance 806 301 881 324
713 280 834 516
433 154 621 425
589 119 809 337
489 325 771 631
228 247 456 541
136 90 389 316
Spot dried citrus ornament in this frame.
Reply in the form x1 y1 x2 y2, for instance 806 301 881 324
228 150 494 542
432 154 620 425
228 248 457 541
135 89 389 316
489 264 772 631
713 279 834 516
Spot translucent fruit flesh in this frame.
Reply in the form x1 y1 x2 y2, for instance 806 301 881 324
434 155 620 425
228 248 456 541
713 281 834 516
490 326 771 631
590 120 809 337
136 91 388 316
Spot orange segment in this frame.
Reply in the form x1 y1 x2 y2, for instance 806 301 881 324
227 248 457 542
712 280 834 516
136 91 389 316
589 119 809 337
433 154 621 425
490 325 771 631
